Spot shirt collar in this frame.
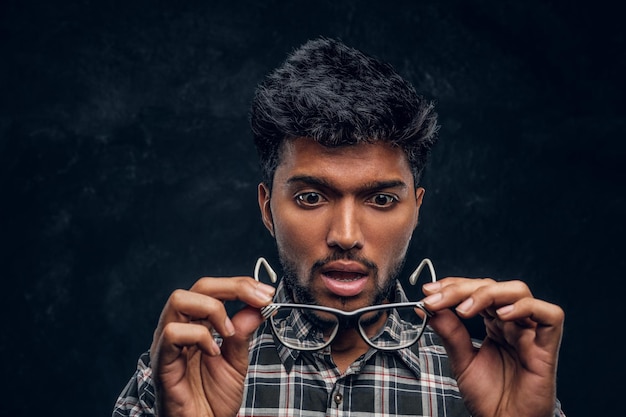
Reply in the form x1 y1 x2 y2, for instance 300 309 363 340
269 279 423 378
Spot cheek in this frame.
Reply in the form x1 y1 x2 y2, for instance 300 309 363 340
365 214 415 260
273 209 325 256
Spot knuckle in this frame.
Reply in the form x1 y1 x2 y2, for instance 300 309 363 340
190 276 216 292
240 275 260 290
507 280 534 299
552 305 566 321
509 279 530 292
160 322 179 341
231 276 261 298
168 289 188 308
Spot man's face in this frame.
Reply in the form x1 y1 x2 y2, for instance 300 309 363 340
258 137 424 312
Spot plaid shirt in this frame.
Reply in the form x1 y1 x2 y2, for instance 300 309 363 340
113 282 565 417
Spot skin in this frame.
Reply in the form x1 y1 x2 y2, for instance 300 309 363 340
258 138 424 369
150 137 564 417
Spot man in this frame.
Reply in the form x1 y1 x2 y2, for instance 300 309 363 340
113 37 565 417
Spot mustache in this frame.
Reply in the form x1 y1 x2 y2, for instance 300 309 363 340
310 251 378 276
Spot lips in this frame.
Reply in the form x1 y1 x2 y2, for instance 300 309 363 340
319 261 369 297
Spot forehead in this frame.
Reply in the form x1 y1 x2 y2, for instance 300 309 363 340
273 137 414 187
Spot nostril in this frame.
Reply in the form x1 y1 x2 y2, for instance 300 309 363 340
327 237 363 251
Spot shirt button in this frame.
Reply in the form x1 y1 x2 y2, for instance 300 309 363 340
334 393 343 405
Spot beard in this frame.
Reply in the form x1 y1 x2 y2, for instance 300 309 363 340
278 249 406 331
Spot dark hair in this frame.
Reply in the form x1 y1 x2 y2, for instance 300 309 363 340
250 37 439 188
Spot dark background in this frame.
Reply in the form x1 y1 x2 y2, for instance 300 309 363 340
2 0 624 416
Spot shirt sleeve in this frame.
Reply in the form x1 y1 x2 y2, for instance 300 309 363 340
112 351 157 417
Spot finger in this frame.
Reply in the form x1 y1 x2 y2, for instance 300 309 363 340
457 280 533 318
422 277 496 311
424 279 533 318
422 277 495 295
190 276 276 307
482 314 532 348
219 306 267 369
495 297 565 350
156 277 275 341
154 322 220 374
426 309 476 375
154 289 236 351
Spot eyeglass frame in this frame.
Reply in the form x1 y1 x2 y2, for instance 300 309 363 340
253 257 437 351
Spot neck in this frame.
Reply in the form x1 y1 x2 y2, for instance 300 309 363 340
330 327 371 373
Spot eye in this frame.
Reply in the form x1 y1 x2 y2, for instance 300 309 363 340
296 192 325 207
368 194 397 208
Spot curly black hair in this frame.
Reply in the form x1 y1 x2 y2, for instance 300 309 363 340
250 37 439 188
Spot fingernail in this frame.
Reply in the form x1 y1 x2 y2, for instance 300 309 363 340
456 297 474 313
224 317 236 336
210 340 221 356
423 282 441 292
497 304 514 316
255 283 276 301
423 292 442 305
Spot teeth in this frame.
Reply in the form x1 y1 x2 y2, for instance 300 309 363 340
327 272 364 282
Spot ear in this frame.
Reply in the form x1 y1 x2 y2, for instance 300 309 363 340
413 187 425 229
258 182 275 237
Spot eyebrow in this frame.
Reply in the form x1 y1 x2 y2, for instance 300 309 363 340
286 175 409 193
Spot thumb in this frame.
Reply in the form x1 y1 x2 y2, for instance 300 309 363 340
219 306 265 368
427 309 476 374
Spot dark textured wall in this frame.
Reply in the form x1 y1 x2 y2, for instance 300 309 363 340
2 1 624 416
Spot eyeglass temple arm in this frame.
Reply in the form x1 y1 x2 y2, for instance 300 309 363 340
254 257 277 283
408 258 437 286
255 256 434 286
255 257 435 320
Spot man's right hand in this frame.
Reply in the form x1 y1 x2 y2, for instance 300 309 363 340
149 276 276 417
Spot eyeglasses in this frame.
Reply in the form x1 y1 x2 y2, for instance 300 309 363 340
253 257 437 351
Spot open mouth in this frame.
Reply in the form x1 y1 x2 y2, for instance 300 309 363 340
319 261 370 297
325 271 366 281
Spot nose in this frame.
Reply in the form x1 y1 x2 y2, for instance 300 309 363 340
326 199 364 251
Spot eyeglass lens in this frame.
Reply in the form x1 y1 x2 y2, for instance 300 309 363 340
269 305 427 351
